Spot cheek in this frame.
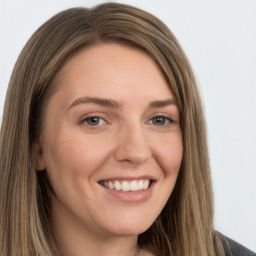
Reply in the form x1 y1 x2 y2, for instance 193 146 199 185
153 132 183 177
41 133 114 215
159 135 183 202
42 130 112 186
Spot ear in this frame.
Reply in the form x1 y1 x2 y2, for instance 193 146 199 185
33 140 46 171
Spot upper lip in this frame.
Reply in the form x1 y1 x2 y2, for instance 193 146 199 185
98 175 157 182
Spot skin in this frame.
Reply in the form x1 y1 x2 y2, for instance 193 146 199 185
35 43 183 256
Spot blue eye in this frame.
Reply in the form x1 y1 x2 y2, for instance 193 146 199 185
83 116 105 126
149 116 174 125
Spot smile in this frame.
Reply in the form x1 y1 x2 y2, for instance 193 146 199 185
99 179 151 192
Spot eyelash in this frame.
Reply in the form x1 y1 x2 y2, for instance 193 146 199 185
81 116 107 126
147 115 174 126
81 115 174 127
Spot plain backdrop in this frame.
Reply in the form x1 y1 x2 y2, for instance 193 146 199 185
0 0 255 252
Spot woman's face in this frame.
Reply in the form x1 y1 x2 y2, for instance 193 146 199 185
36 43 183 239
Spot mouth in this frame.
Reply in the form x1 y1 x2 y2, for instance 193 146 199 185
98 179 153 192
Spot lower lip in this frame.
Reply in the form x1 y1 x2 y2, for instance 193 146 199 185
101 182 155 203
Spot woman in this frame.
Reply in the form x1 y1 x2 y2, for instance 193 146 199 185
0 3 255 256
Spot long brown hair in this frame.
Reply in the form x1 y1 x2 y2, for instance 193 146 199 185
0 3 225 255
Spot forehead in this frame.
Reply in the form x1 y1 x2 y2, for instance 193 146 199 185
53 43 174 103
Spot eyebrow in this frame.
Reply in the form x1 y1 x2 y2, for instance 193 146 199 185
149 99 177 108
68 97 122 111
67 97 177 111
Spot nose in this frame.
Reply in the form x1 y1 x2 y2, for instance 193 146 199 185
114 125 152 165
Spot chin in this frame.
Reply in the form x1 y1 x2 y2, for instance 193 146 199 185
102 214 156 237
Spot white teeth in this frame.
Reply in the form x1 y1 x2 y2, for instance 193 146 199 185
114 181 122 190
138 180 144 190
122 181 130 192
108 181 114 190
130 180 138 191
101 179 151 191
143 180 150 190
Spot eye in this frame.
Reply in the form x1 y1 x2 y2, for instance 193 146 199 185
82 116 106 126
148 115 174 125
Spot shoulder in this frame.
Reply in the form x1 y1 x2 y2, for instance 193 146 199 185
221 236 256 256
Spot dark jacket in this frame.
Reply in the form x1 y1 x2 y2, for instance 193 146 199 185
223 236 256 256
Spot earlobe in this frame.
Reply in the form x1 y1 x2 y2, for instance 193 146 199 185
33 141 46 171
